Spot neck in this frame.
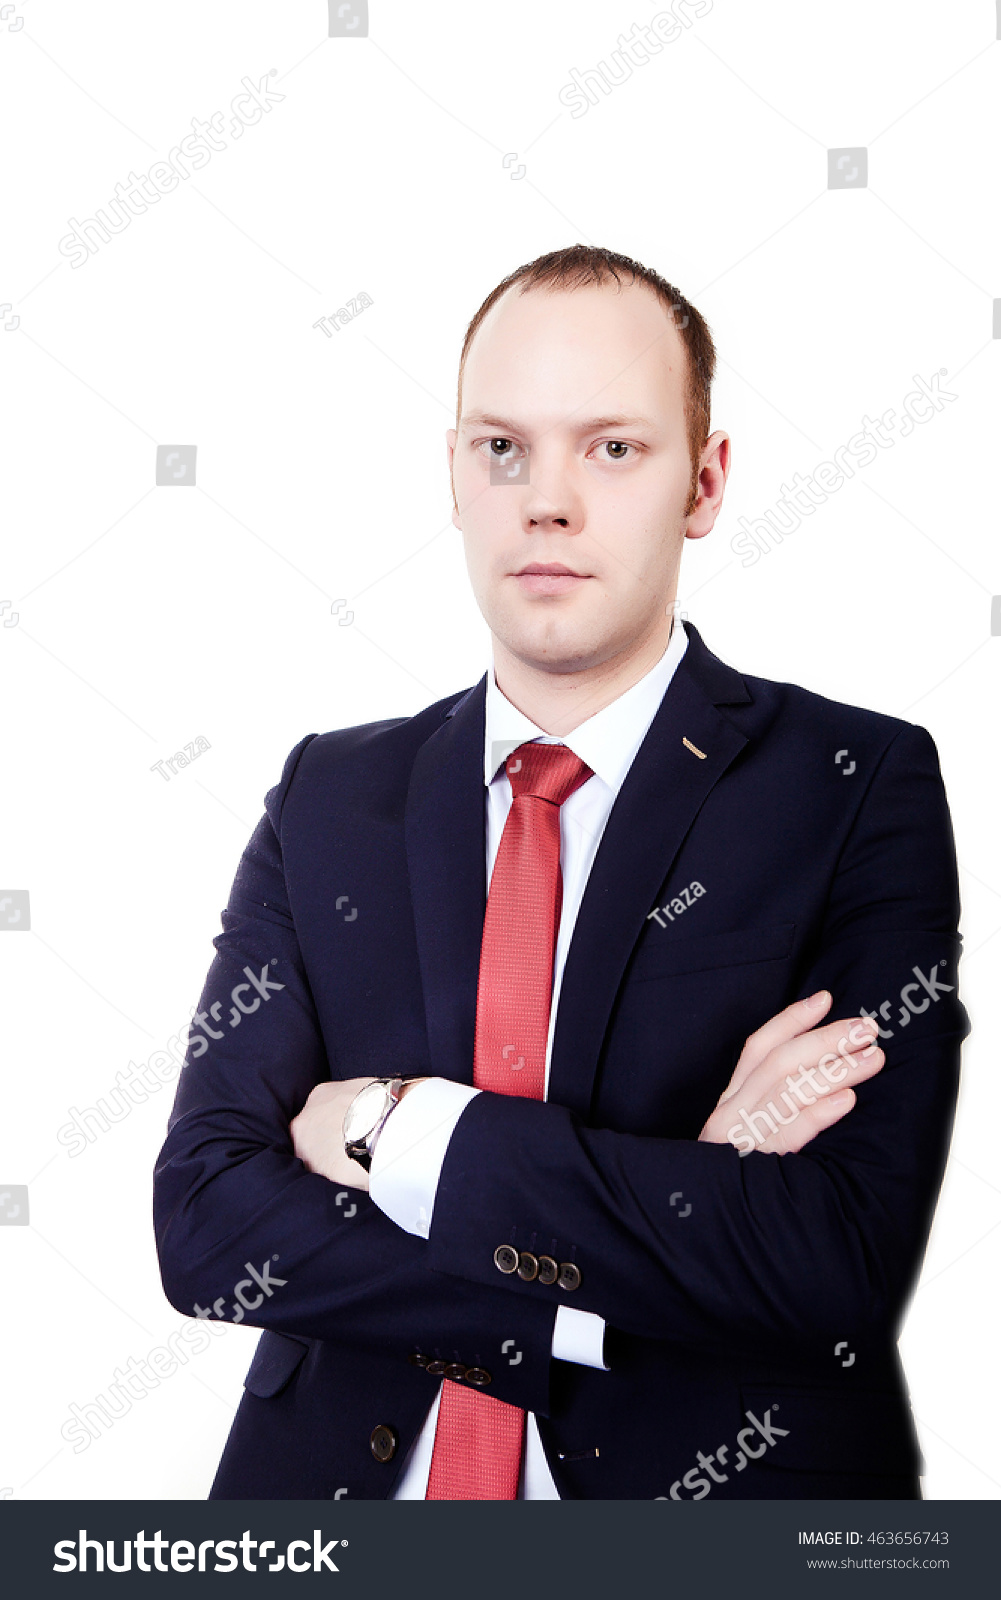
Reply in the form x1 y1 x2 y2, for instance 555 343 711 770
492 616 676 736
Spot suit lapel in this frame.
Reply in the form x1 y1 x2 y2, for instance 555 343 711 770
404 676 488 1086
547 627 752 1117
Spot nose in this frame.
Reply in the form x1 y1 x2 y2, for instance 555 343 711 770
519 443 583 534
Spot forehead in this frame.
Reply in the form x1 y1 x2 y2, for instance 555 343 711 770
460 279 687 428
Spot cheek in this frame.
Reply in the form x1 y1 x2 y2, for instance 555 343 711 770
589 462 687 524
458 482 516 564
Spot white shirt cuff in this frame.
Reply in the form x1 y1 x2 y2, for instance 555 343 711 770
552 1304 609 1370
368 1077 608 1372
368 1077 481 1238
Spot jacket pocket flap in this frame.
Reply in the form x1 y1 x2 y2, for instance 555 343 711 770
243 1331 310 1399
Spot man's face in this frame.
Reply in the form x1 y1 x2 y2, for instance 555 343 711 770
447 280 725 677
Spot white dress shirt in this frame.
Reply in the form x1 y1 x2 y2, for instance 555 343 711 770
369 619 690 1497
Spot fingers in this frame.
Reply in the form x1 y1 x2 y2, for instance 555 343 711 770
775 1013 880 1076
770 1086 856 1154
714 1042 885 1156
738 1015 880 1111
717 990 833 1105
731 1032 883 1136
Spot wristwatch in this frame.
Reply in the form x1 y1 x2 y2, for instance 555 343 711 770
343 1077 409 1172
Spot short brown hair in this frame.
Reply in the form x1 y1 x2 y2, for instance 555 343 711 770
455 245 716 513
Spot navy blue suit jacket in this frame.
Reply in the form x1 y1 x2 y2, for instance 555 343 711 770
153 623 968 1500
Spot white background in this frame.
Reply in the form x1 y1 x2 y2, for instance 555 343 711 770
0 0 998 1500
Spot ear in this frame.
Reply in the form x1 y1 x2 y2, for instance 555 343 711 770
446 428 461 528
685 431 730 541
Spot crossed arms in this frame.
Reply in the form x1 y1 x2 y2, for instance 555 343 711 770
153 720 967 1400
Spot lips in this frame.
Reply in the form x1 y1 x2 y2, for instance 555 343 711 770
516 564 582 577
513 562 591 596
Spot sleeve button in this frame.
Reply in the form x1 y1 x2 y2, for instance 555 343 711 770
537 1255 558 1285
493 1244 519 1274
517 1251 539 1281
557 1261 582 1292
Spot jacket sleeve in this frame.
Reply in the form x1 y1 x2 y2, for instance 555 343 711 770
424 722 969 1355
152 735 557 1415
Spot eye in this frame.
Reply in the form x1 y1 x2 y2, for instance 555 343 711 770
475 437 526 465
592 440 633 461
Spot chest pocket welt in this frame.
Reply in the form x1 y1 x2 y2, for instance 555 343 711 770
627 922 796 983
243 1331 310 1399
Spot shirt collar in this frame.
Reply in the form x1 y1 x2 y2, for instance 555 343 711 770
483 618 690 795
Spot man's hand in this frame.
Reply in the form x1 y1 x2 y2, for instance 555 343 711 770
290 1077 379 1191
290 1076 431 1191
699 991 884 1156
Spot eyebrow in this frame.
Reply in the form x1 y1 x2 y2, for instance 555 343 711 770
460 412 658 434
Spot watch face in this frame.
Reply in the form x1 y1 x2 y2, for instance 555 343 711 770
343 1081 389 1144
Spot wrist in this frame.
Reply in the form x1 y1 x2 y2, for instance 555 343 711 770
342 1076 430 1171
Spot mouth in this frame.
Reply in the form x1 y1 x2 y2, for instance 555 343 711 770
512 562 592 596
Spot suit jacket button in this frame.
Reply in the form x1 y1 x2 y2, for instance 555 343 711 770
494 1244 519 1274
370 1424 398 1463
425 1359 447 1376
444 1363 467 1381
558 1261 582 1292
408 1352 429 1367
537 1254 558 1285
517 1251 539 1281
465 1367 492 1387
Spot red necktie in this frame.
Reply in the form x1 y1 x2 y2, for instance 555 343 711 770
425 740 594 1500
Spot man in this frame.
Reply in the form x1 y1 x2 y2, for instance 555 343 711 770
153 246 968 1500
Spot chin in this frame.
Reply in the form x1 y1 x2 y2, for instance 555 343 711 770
486 590 625 671
503 623 613 676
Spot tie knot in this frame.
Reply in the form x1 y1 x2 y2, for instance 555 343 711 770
503 741 593 807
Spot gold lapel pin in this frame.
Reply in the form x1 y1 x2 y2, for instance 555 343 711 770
682 737 707 759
